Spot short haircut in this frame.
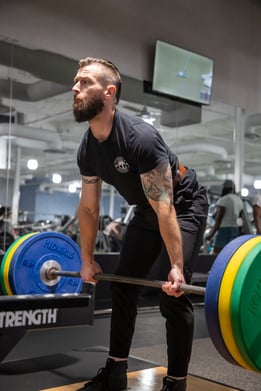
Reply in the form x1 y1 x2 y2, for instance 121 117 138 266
79 57 122 104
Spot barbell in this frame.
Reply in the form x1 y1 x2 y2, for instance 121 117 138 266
47 269 206 295
0 231 260 373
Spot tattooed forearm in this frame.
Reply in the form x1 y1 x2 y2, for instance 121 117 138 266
141 163 173 203
82 177 100 184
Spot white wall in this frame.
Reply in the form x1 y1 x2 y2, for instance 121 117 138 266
1 0 261 111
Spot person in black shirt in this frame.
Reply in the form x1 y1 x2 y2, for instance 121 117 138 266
72 57 208 391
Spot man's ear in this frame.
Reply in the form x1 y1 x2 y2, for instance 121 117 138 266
104 85 116 100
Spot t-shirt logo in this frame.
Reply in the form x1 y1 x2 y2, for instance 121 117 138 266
114 156 129 173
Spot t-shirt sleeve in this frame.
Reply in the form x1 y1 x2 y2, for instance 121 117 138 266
127 122 170 174
77 132 97 177
217 198 224 207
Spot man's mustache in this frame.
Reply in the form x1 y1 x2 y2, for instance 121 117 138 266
73 97 86 108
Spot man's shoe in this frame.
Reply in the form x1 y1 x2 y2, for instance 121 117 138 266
77 358 128 391
160 376 187 391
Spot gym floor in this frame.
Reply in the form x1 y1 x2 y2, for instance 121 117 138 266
0 300 201 390
1 290 260 391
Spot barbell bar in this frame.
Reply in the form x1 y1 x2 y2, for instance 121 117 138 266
48 269 206 295
0 231 261 373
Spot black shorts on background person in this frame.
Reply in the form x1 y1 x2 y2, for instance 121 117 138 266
72 57 208 391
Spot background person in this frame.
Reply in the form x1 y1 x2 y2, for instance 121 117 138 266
205 180 244 254
253 193 261 234
0 206 15 253
72 57 208 391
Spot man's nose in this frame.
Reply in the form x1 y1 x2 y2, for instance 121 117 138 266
72 81 80 92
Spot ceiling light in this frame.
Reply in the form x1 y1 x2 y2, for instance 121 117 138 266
27 158 38 170
241 188 249 197
253 179 261 190
52 173 62 184
68 183 77 193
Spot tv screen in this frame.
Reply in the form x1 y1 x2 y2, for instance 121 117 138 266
152 40 214 105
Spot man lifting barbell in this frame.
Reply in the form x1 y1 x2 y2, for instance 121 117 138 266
71 57 209 391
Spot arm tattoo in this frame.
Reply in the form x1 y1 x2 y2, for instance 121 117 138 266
141 162 173 203
82 177 100 184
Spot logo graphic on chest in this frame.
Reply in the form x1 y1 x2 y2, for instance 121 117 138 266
114 156 129 173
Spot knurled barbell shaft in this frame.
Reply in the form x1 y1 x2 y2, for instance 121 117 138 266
49 269 206 296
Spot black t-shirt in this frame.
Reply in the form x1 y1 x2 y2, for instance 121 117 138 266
77 110 179 206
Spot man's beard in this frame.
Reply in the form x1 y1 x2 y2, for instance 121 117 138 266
73 94 104 122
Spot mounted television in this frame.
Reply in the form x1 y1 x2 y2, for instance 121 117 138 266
152 40 214 105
